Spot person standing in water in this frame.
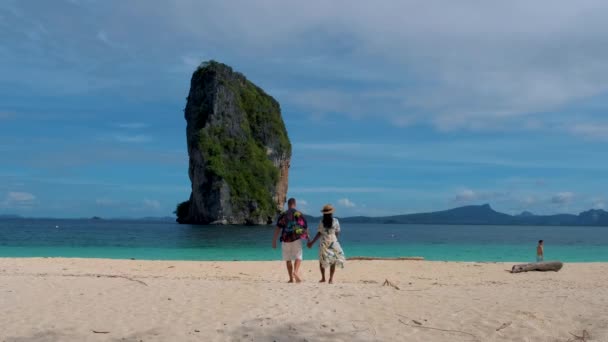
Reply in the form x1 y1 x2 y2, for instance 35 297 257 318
307 204 346 284
272 198 308 283
537 240 544 262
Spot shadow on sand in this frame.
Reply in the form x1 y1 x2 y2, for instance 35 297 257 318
228 319 376 342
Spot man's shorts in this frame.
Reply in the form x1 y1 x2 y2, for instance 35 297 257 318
282 240 303 261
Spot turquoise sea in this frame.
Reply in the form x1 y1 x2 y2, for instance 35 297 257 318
1 219 607 262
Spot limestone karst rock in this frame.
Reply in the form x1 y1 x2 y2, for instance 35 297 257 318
176 61 291 225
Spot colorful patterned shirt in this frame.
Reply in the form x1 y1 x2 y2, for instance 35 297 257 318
276 208 308 243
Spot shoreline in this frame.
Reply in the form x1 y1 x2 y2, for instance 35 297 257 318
2 258 608 341
3 255 608 263
1 256 606 267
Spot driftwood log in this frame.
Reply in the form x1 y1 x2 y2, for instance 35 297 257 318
511 261 563 273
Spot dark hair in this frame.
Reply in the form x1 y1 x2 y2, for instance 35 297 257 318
539 240 543 244
323 213 333 229
287 198 296 207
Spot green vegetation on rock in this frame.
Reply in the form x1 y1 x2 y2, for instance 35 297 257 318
198 125 280 217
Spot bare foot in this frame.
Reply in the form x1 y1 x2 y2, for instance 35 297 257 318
287 279 294 283
294 273 302 283
328 279 333 284
319 279 326 283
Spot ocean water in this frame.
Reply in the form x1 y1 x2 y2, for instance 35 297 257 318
1 219 607 262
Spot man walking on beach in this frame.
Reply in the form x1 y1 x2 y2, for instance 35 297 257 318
273 198 308 283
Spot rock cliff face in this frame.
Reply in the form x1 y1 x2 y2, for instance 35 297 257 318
176 61 291 225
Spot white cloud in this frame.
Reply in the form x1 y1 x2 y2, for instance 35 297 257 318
95 198 162 211
113 134 152 143
0 112 14 119
5 0 608 135
155 0 608 131
291 187 390 193
96 31 110 45
569 123 608 140
1 191 36 208
7 192 35 202
143 199 161 210
296 199 310 212
116 122 148 129
167 54 207 73
296 141 608 171
453 189 477 203
551 192 574 205
593 201 605 209
181 55 205 69
95 198 119 207
298 143 385 152
337 198 356 208
451 188 508 204
1 175 189 193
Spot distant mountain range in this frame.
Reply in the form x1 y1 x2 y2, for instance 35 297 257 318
3 205 608 226
306 204 608 226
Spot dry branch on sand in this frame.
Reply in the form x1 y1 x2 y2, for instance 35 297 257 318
20 272 150 286
382 279 400 290
568 330 591 342
94 274 148 286
495 322 512 331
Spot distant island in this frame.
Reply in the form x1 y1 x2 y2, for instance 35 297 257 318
305 204 608 227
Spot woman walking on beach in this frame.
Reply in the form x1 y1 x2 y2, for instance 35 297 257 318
307 204 346 284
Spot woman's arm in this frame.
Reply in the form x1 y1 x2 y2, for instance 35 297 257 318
307 232 321 248
334 219 341 240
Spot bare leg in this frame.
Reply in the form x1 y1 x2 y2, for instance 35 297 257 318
319 263 326 282
328 265 336 284
293 259 302 283
286 261 294 283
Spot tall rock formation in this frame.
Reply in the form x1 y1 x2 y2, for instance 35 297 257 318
176 61 291 225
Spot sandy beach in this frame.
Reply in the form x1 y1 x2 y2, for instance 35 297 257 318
1 258 607 342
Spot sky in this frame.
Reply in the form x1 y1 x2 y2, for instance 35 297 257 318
1 0 608 218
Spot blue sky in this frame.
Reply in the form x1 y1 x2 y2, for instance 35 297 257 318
1 0 608 218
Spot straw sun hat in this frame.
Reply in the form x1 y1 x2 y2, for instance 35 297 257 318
321 204 335 214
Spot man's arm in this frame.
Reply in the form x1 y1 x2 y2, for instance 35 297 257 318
272 226 281 249
301 214 310 240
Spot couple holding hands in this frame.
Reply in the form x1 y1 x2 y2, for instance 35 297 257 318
272 198 346 284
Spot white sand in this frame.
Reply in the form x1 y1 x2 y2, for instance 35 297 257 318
1 258 607 341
